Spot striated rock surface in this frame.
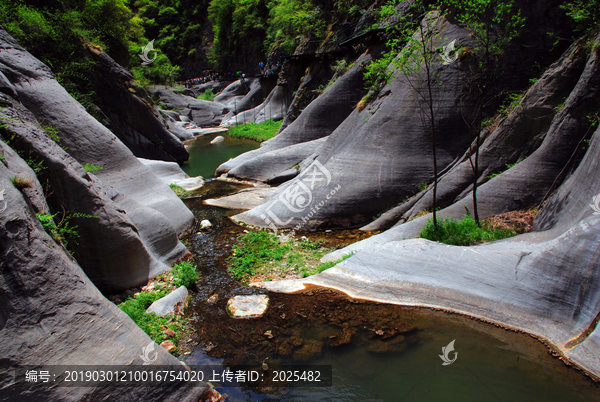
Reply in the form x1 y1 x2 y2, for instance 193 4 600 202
86 48 189 163
0 162 210 401
0 27 194 290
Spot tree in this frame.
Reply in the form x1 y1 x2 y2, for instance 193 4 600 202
385 1 445 229
446 0 525 224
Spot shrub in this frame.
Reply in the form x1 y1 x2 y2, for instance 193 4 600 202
36 211 98 252
172 261 199 288
420 214 516 246
198 89 216 101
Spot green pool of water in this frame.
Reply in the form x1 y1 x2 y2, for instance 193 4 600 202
181 132 260 179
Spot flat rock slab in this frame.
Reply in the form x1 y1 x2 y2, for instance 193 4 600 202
227 295 269 318
147 286 188 316
205 187 273 210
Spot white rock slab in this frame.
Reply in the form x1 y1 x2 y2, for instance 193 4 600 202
147 286 188 316
226 295 269 318
210 136 225 144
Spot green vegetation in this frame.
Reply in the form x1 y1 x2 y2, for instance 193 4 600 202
36 211 97 252
118 290 186 347
117 260 199 350
498 92 525 116
10 176 32 190
487 162 518 179
0 0 179 119
561 0 600 38
198 89 216 101
206 0 373 69
82 162 104 172
227 231 340 283
169 183 191 198
229 120 282 142
171 261 199 288
420 214 515 246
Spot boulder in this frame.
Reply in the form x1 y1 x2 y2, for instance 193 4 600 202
200 220 212 230
226 295 269 318
214 79 251 103
149 87 229 127
210 135 224 144
147 286 189 316
138 158 204 191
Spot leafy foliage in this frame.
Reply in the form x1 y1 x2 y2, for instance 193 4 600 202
561 0 600 37
228 120 282 142
197 88 216 101
420 214 516 246
118 290 186 347
171 261 199 288
82 162 104 172
228 231 292 281
36 211 97 251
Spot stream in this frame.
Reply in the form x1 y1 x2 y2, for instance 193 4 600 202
179 134 600 401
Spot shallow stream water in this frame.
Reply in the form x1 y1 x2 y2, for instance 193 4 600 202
179 138 600 401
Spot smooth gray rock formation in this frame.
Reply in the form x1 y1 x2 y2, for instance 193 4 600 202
138 158 204 191
227 137 327 182
150 87 229 127
0 27 194 290
205 187 274 210
226 295 269 318
216 55 371 176
86 49 189 163
388 42 589 227
0 109 173 292
220 85 289 127
214 78 251 103
147 286 189 316
210 135 224 144
0 163 210 401
233 17 475 229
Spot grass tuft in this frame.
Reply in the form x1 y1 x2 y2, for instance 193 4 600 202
420 214 516 246
228 120 282 142
169 184 191 198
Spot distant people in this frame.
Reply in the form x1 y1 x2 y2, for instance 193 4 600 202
342 19 353 39
259 61 264 74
